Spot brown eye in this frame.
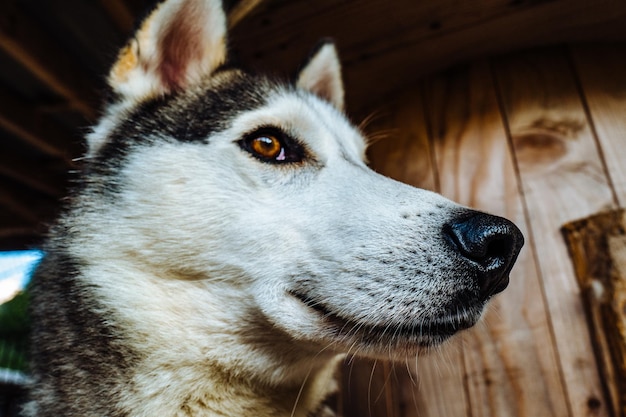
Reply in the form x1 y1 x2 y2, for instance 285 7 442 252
239 127 305 164
250 135 284 160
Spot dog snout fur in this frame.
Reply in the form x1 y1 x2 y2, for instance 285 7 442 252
444 211 524 298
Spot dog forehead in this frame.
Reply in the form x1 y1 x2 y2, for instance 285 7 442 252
223 89 367 161
90 69 366 176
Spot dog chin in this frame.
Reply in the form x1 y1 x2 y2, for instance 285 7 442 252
287 290 485 357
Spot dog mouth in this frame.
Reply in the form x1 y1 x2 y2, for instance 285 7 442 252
289 291 482 351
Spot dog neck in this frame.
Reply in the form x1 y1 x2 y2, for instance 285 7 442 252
79 262 342 416
120 353 342 417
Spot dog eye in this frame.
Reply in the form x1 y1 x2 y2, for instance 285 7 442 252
250 135 284 160
240 129 304 164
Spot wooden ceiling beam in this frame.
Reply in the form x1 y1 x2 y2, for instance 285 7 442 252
228 0 265 28
99 0 135 35
0 84 77 162
0 179 63 249
0 2 98 120
0 222 42 251
230 0 626 118
99 0 265 35
0 185 52 225
0 153 67 198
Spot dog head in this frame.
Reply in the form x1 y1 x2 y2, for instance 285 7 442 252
82 0 524 361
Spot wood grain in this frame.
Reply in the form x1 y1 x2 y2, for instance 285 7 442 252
423 61 568 417
367 89 437 191
342 358 398 417
228 0 265 28
563 209 626 417
364 84 469 417
570 44 626 206
493 48 615 417
231 0 626 118
98 0 135 34
0 84 74 161
0 1 97 119
342 88 438 417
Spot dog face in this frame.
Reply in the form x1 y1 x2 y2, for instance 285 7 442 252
83 0 523 361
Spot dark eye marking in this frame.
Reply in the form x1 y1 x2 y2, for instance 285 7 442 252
238 127 306 164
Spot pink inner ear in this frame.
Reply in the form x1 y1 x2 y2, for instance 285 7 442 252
158 3 204 91
312 78 334 104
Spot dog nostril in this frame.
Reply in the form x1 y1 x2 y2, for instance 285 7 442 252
445 212 524 297
483 235 515 267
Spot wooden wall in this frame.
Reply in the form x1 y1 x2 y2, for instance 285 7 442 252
341 43 626 417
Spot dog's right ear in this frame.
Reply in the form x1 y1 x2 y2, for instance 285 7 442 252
108 0 227 103
297 40 344 111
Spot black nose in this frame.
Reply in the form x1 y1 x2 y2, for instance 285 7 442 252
445 212 524 298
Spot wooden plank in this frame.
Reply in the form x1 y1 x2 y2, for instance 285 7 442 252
0 151 67 198
360 86 444 417
99 0 135 34
0 179 58 225
99 0 265 34
367 90 437 191
233 0 626 70
365 86 469 417
230 0 626 117
228 0 265 28
422 60 569 417
407 346 468 417
494 48 616 417
563 209 626 417
339 87 432 417
566 51 626 415
0 1 97 119
0 177 58 248
342 359 398 417
0 209 43 251
570 44 626 206
0 226 42 251
344 0 626 117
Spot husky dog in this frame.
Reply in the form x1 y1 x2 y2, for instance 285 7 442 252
25 0 523 416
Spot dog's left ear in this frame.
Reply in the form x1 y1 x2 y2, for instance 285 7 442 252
296 41 345 111
108 0 227 102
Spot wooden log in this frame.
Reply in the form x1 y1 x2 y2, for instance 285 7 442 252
493 48 615 417
562 209 626 417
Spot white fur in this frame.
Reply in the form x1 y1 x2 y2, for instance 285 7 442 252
65 89 468 415
297 43 345 110
108 0 227 102
39 0 489 414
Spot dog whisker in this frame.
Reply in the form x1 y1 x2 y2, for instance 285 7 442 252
367 359 378 417
357 109 383 132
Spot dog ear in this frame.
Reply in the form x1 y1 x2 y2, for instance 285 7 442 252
296 40 345 111
108 0 227 102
